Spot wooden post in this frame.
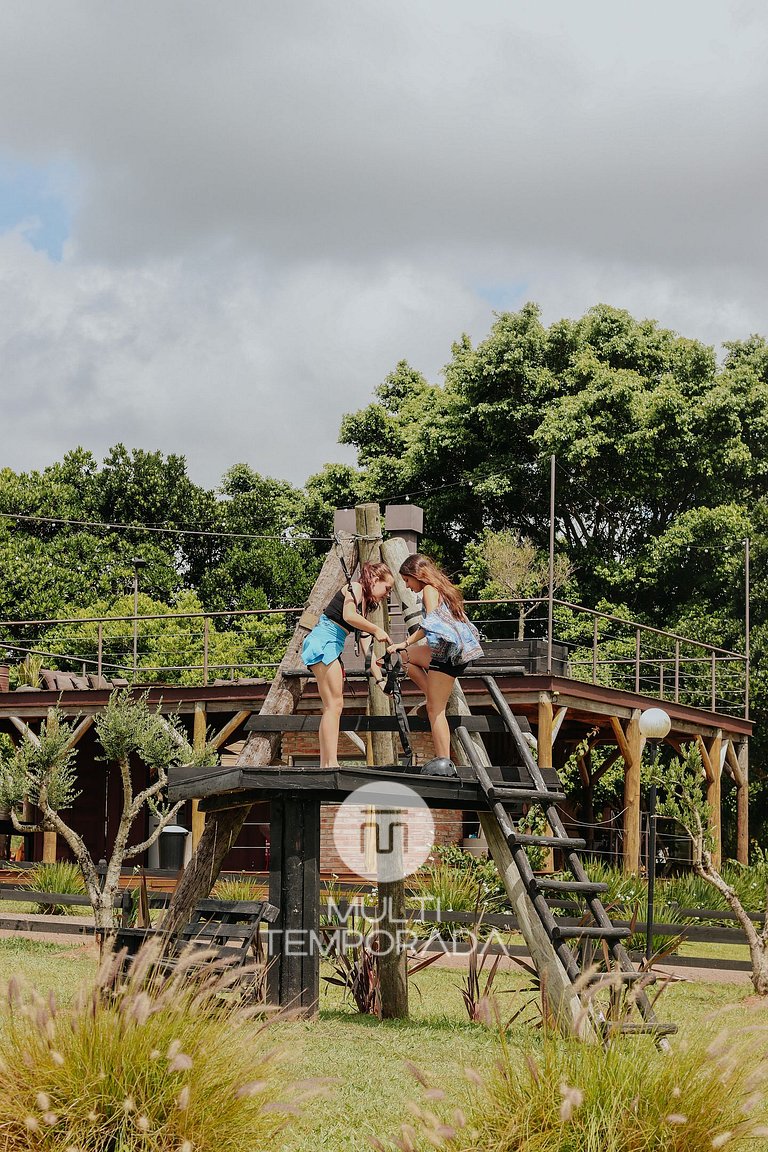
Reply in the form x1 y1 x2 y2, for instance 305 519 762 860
163 533 358 937
43 708 58 863
613 711 642 873
706 730 723 869
268 795 321 1014
357 503 407 1020
736 739 749 866
191 702 207 850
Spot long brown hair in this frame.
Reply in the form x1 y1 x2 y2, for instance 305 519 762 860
359 561 393 616
399 553 468 621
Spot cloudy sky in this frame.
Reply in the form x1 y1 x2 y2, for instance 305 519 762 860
1 1 766 490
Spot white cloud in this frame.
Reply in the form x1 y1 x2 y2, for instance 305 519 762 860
0 0 766 490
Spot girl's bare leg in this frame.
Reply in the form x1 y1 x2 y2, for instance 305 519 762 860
311 660 344 767
425 669 455 760
403 644 431 696
403 647 454 760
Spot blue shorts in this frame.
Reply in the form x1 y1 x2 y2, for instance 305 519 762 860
301 614 348 667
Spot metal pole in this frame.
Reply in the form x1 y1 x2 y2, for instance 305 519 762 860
547 454 555 675
745 538 750 720
645 782 657 964
132 566 139 680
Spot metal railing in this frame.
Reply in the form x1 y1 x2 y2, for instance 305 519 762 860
0 596 749 717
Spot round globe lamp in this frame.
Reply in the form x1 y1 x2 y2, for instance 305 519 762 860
639 707 671 743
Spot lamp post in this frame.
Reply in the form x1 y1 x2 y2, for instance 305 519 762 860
131 558 147 680
639 707 671 963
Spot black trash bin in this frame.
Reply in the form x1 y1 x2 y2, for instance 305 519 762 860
158 825 188 871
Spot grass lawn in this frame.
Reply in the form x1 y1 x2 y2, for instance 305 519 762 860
0 939 765 1152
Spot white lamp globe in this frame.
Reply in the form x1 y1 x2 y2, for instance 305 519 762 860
639 708 671 741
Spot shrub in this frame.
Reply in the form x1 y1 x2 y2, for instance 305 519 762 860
0 942 316 1150
388 1028 768 1151
409 859 496 940
214 877 268 902
25 860 87 915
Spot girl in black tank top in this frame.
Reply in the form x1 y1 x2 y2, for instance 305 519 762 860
301 561 394 767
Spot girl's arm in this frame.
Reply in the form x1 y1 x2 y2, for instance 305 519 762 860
389 584 437 653
342 584 391 643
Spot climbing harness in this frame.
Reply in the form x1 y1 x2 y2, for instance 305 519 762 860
379 650 414 769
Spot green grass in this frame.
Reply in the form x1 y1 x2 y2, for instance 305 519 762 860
0 940 765 1152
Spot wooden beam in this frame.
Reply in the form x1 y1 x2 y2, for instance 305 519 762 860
209 709 252 751
609 715 631 765
696 735 714 782
592 747 620 785
8 716 39 748
725 739 743 786
65 715 95 751
552 705 568 743
537 694 555 872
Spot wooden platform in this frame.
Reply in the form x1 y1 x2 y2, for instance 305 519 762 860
169 760 562 812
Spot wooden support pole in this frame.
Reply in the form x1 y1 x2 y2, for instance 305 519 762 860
163 533 358 941
616 711 642 874
191 702 207 850
267 795 321 1014
359 504 407 1020
42 708 58 863
706 731 723 869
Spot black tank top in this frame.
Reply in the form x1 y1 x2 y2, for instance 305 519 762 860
325 588 361 633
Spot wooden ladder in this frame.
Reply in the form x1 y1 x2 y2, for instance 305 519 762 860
455 674 677 1045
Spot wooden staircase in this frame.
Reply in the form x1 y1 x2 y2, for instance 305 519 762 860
456 674 676 1045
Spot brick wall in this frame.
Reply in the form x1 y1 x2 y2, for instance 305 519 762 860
284 727 465 878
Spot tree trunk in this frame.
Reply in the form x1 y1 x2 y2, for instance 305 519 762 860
162 533 358 936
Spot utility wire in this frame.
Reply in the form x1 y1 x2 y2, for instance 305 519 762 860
0 511 333 544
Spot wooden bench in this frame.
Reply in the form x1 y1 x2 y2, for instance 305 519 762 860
113 897 279 975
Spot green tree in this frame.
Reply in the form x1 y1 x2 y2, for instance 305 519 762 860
0 692 216 944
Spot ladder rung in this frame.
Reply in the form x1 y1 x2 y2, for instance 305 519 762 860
554 926 631 940
513 833 586 850
583 970 658 984
603 1022 678 1036
487 786 566 803
535 879 609 894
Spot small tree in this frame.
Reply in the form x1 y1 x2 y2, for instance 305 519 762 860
0 690 216 947
659 743 768 995
479 530 573 640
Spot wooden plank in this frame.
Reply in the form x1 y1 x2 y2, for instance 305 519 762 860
244 713 511 733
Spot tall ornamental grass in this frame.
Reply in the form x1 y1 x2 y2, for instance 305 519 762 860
0 941 317 1151
385 1027 768 1151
